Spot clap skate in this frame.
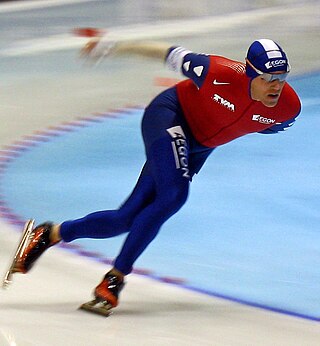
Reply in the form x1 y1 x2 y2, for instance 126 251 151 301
79 271 125 317
2 220 57 289
2 219 35 288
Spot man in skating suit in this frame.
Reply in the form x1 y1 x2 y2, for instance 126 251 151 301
15 38 301 312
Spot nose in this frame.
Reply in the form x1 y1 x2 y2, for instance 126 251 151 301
270 79 283 91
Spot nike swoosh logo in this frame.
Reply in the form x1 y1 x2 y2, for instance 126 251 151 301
213 79 230 85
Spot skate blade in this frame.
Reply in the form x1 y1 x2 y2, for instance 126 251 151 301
79 299 113 317
2 219 35 289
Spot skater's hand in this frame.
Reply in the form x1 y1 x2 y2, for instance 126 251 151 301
80 38 116 62
81 38 99 57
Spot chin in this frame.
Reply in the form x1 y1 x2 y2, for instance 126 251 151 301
263 102 277 108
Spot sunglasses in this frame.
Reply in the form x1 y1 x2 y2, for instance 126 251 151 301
246 59 290 82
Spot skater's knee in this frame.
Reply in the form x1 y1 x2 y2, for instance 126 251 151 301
159 186 189 214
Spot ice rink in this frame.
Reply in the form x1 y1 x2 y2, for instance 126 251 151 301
0 0 320 345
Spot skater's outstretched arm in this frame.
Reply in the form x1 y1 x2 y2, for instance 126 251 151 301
80 39 208 88
81 39 172 61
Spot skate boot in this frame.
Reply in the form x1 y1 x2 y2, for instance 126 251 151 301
94 271 125 307
14 222 58 274
79 271 125 316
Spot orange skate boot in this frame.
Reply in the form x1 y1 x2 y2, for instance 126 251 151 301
80 271 125 316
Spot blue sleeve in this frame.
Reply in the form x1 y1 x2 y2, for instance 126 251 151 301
166 47 210 88
259 116 297 134
180 53 210 88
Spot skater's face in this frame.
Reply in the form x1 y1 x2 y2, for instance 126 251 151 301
250 74 286 107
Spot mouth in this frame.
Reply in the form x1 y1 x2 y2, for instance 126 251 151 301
268 93 279 99
262 93 281 107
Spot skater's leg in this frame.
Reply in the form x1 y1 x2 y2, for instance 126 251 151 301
113 136 190 274
113 89 192 274
87 88 192 309
16 164 156 273
91 133 190 308
59 163 156 242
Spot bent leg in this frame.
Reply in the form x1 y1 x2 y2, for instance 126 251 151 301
114 136 190 274
114 89 192 274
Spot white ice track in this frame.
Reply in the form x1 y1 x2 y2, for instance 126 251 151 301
1 224 320 346
0 0 320 345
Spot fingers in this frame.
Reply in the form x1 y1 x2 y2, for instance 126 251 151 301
80 38 100 59
80 39 116 65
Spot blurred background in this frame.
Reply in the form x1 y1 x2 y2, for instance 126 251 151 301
0 1 319 345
